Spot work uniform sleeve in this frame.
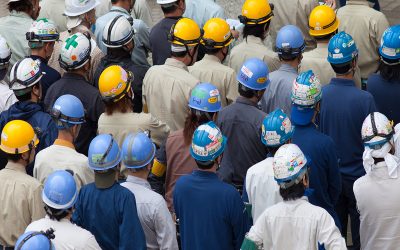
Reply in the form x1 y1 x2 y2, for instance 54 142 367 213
89 47 105 85
372 13 389 52
226 70 239 105
84 235 102 250
30 184 45 221
72 191 84 227
325 139 341 207
317 211 347 250
229 190 248 250
147 114 170 147
245 213 268 246
153 199 179 249
132 0 153 28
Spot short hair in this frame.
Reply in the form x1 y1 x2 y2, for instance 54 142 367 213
194 159 215 170
8 0 32 12
279 181 306 201
104 95 132 115
5 152 23 162
161 1 180 14
378 60 400 82
238 83 258 98
204 47 221 55
330 62 353 75
44 205 70 221
314 30 337 41
243 21 271 41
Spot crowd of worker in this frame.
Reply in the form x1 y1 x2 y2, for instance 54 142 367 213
0 0 399 249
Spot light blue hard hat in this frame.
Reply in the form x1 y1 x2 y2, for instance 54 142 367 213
88 134 122 171
237 58 270 90
51 94 85 129
379 25 400 61
327 31 358 64
15 231 55 250
276 25 305 56
42 170 78 210
122 132 156 169
261 109 294 147
190 121 227 162
188 82 222 112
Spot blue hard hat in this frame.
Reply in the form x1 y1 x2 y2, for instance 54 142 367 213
42 170 78 210
379 25 400 60
237 58 270 90
190 121 227 162
188 82 222 112
276 25 305 56
327 31 358 64
88 134 122 171
122 132 156 169
261 109 294 147
15 231 54 250
51 94 85 129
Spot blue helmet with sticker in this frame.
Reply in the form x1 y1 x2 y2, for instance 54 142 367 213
190 121 227 162
188 82 222 112
51 94 85 129
261 109 294 147
122 132 156 169
276 25 305 57
15 230 55 250
237 58 270 90
88 134 122 171
327 31 358 64
42 170 78 210
379 25 400 61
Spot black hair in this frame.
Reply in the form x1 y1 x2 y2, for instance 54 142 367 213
107 47 130 58
171 50 187 58
5 152 22 162
378 60 400 82
314 31 337 42
183 109 216 145
238 83 258 98
266 146 279 156
8 0 32 12
45 205 70 221
204 47 221 55
278 53 302 62
243 21 271 41
195 159 215 170
330 62 352 75
279 181 306 201
161 0 181 14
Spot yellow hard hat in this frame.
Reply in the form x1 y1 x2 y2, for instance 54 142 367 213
239 0 274 25
201 18 233 48
169 18 202 46
309 5 339 37
98 65 132 103
0 120 39 154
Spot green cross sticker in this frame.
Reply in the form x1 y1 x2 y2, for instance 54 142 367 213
65 34 79 50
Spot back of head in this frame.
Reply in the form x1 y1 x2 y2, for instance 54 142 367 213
102 15 135 50
122 132 156 170
261 109 294 150
26 18 59 49
237 58 270 98
239 0 274 40
88 133 122 171
15 230 55 250
327 31 358 75
59 32 92 72
201 18 233 54
157 0 180 14
378 25 400 82
276 25 305 61
308 5 339 40
51 94 86 130
8 0 33 13
0 35 11 71
9 58 43 100
168 17 201 61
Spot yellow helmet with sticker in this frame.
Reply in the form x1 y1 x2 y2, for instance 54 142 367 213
201 18 233 49
169 18 202 46
98 65 133 103
0 120 39 154
309 5 339 37
239 0 274 25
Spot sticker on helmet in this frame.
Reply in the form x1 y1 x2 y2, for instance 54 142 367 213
240 65 253 78
209 89 219 97
281 117 292 134
264 131 281 145
91 154 105 164
192 88 208 99
1 132 8 141
208 97 218 104
257 77 267 84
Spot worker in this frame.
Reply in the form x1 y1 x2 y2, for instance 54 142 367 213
0 57 58 173
367 25 400 124
291 70 342 229
150 0 185 65
94 0 151 68
266 0 318 51
72 134 146 250
47 0 104 84
0 120 45 248
120 132 178 249
217 58 269 191
143 17 200 131
174 121 247 250
0 35 17 113
15 230 55 250
34 94 94 189
244 109 294 222
26 18 61 97
319 31 377 249
189 18 238 107
0 0 40 67
131 0 153 28
97 65 169 168
44 32 105 156
148 82 222 211
337 0 389 88
183 0 225 28
241 144 346 250
26 170 101 249
353 112 400 249
261 25 305 116
228 0 280 75
94 15 148 112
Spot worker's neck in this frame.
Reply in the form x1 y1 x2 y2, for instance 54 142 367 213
31 49 46 61
171 56 190 66
112 2 129 12
283 60 300 70
164 10 183 18
69 68 87 78
127 170 149 180
57 130 74 143
199 164 217 173
336 72 354 80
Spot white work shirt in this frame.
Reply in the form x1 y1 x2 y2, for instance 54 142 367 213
354 162 400 250
247 197 346 250
245 157 282 222
0 80 17 113
121 176 178 250
26 216 101 250
189 54 238 107
34 139 94 190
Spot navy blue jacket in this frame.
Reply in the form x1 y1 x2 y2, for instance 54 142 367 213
29 55 61 98
292 123 342 229
174 170 247 250
367 73 400 124
72 182 146 250
319 78 376 180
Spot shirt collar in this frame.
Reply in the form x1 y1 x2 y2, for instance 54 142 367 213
330 77 356 87
54 139 75 149
5 161 26 174
192 170 218 179
126 175 151 189
110 6 130 15
165 58 189 71
278 63 298 74
202 54 221 63
63 72 87 81
245 35 264 45
346 0 370 6
235 96 259 107
30 55 47 64
10 11 33 20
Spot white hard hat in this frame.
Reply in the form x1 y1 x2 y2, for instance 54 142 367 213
291 70 322 107
102 15 135 48
64 0 100 17
9 58 43 93
0 35 11 66
273 144 308 189
26 18 59 43
59 32 92 70
362 112 394 148
157 0 178 5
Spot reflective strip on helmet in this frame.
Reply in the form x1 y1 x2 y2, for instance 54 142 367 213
309 17 337 31
201 33 233 48
239 11 274 25
151 159 166 177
